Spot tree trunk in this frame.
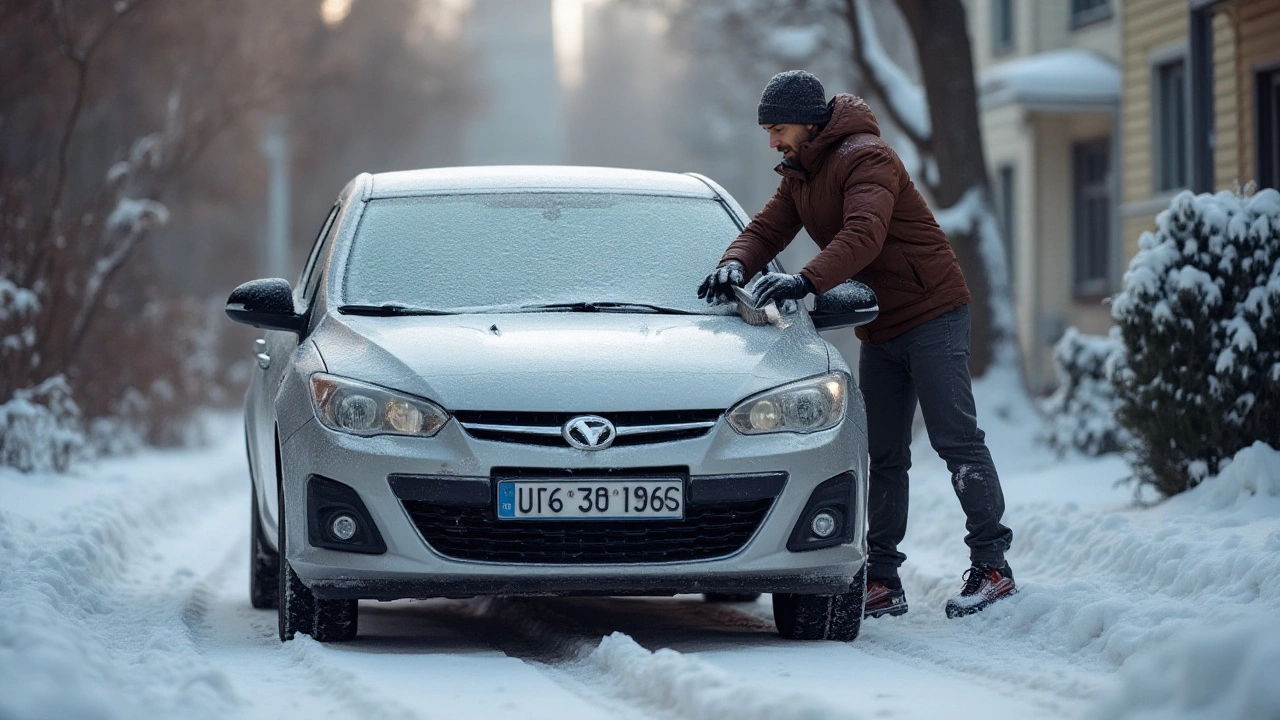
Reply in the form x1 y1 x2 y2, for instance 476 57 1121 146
893 0 1000 376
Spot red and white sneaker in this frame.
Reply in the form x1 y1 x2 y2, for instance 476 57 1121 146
944 564 1016 618
864 579 909 618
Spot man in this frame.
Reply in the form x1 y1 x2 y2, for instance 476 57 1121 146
698 70 1015 619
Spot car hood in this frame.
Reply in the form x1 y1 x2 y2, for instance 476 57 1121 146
312 311 830 412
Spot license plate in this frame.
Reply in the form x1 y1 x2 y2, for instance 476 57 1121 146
496 479 684 520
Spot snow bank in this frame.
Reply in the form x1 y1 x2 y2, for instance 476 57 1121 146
1090 619 1280 720
585 632 862 720
1166 440 1280 511
0 425 243 720
897 425 1280 711
1004 443 1280 667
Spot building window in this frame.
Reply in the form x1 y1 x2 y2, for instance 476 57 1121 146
992 0 1014 55
994 163 1015 285
1154 58 1189 193
1259 67 1280 190
1071 0 1111 28
1073 139 1111 296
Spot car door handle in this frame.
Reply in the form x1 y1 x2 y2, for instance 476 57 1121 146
254 338 270 369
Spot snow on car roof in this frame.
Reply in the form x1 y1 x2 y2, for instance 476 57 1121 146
368 165 720 199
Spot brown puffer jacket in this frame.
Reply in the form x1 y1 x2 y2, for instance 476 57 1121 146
720 94 970 344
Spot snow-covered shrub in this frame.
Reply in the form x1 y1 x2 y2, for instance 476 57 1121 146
0 376 86 472
1040 326 1129 456
85 388 149 457
1110 188 1280 496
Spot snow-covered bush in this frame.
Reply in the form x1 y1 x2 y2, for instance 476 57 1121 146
0 376 86 472
1040 326 1129 456
1110 188 1280 496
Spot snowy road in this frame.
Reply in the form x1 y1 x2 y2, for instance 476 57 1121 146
4 382 1279 720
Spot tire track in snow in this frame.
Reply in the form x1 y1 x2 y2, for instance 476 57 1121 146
505 595 1073 720
0 450 253 720
446 597 862 720
175 492 427 720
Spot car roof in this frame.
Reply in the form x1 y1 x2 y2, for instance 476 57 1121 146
366 165 720 200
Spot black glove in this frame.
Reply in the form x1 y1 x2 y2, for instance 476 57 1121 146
753 272 814 308
697 261 745 303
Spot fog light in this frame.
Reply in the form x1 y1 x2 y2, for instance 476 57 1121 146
810 510 838 538
330 514 358 541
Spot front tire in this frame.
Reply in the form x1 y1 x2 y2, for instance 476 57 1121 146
250 489 280 609
277 472 358 642
773 565 866 641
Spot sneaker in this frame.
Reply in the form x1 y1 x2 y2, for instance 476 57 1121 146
944 563 1016 618
864 578 909 618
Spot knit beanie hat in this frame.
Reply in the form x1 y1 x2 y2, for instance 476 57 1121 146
757 70 831 125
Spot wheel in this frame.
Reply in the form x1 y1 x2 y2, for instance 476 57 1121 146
311 596 359 642
249 488 280 609
703 592 762 603
772 565 866 641
278 475 313 641
277 470 359 642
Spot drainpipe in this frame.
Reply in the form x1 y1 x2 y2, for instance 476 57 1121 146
1188 1 1221 193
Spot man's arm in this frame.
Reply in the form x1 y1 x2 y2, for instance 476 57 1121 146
719 180 804 278
799 147 900 294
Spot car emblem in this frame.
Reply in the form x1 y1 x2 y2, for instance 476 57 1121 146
562 415 616 450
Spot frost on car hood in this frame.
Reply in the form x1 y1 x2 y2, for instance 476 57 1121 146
313 311 829 412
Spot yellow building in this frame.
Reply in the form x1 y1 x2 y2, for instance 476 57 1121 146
1120 0 1280 262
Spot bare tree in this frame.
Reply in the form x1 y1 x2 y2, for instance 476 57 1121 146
2 0 478 455
2 1 310 403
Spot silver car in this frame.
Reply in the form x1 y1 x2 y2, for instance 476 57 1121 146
226 166 877 643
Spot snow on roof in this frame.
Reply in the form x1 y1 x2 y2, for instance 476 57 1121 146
369 166 720 199
979 49 1120 113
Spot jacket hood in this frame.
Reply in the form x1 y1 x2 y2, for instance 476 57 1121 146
783 94 881 179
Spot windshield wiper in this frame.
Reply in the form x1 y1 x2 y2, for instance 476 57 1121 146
513 301 697 315
338 303 454 316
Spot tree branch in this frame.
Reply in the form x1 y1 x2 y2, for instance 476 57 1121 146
29 0 156 291
841 0 931 149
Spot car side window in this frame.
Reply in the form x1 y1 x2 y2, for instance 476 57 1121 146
298 203 341 307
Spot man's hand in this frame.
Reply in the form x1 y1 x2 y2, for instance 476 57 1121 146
697 261 745 303
753 272 814 307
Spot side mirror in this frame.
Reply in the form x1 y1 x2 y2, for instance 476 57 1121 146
811 279 879 331
225 278 307 335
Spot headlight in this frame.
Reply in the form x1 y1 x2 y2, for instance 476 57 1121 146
309 373 449 437
727 371 847 435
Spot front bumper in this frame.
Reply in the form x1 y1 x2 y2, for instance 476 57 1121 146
278 410 868 598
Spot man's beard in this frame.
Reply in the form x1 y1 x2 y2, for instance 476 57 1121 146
778 129 815 159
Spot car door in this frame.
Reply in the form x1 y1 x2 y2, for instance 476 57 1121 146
250 202 341 535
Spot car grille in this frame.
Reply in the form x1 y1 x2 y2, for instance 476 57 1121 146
453 409 722 447
400 498 775 564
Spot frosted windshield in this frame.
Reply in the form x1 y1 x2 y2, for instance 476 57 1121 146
343 193 743 313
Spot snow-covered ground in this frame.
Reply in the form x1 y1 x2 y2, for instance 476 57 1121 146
2 378 1278 720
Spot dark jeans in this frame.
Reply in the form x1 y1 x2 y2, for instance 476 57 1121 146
859 304 1012 579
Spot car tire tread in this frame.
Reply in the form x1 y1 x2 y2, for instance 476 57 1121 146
772 565 865 641
250 489 280 610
